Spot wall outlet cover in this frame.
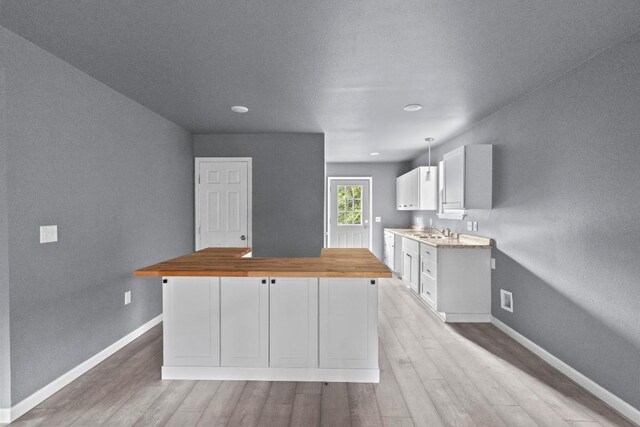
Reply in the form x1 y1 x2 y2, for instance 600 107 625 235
375 216 381 222
466 221 472 231
40 225 58 243
500 289 513 312
473 221 478 231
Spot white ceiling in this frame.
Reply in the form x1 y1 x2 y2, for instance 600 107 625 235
1 1 640 162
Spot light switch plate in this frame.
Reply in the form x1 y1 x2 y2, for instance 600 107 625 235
491 258 496 270
124 291 132 305
473 221 478 231
429 218 433 226
466 221 473 231
40 225 58 243
375 217 381 223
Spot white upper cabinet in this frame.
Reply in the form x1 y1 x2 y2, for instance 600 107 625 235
396 166 438 211
441 145 492 212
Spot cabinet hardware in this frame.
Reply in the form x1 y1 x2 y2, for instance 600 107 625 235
271 279 276 284
370 280 376 285
162 279 168 284
240 235 246 241
261 279 267 284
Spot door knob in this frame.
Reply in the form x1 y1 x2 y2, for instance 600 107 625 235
240 235 246 241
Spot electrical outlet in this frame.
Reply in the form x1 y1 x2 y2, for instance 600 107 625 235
473 221 478 231
500 290 513 312
375 216 381 223
124 291 131 306
466 221 472 231
491 258 496 269
40 225 58 243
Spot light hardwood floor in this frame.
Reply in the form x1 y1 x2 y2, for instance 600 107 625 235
10 277 636 426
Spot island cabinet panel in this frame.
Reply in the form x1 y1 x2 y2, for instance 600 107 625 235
163 277 220 367
220 277 269 367
269 278 319 368
319 278 378 369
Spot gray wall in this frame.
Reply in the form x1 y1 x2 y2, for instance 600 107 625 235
1 26 194 404
0 67 11 410
412 31 640 410
194 133 324 258
326 162 412 259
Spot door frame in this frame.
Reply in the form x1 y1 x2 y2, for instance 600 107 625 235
195 157 253 251
326 176 373 251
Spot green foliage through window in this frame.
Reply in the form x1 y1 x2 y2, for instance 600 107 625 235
337 185 363 225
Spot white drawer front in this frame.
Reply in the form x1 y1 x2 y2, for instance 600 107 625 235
420 243 437 263
421 258 437 279
420 273 437 307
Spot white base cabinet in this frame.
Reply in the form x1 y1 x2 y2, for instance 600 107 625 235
383 231 395 271
161 275 379 382
163 277 220 367
401 237 420 293
270 277 318 368
220 277 269 367
419 244 491 322
319 278 378 369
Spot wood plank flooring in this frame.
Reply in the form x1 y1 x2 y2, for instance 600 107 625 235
9 277 636 427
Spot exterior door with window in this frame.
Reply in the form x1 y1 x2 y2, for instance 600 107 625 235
196 158 251 250
329 179 370 249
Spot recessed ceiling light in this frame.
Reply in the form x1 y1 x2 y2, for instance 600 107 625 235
231 105 249 113
370 152 380 156
402 104 422 112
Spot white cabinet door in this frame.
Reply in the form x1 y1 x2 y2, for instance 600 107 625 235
443 146 465 209
220 277 269 367
383 232 395 271
409 169 419 209
163 277 220 367
402 250 411 287
319 278 378 369
418 166 438 210
270 278 318 368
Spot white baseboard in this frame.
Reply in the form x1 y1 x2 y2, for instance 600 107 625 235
440 312 492 323
0 314 163 424
492 316 640 425
162 366 380 383
0 408 10 425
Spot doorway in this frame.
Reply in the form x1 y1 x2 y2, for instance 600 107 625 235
195 158 252 250
327 177 372 250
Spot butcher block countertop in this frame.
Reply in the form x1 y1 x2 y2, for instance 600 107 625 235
134 247 392 278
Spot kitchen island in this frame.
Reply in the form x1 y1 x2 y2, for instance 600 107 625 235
134 248 391 382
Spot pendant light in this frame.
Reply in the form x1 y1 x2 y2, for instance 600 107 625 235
425 137 435 175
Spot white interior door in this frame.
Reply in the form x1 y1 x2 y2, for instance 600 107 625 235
328 179 371 249
196 158 251 250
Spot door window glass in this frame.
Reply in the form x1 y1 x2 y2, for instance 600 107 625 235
337 185 363 225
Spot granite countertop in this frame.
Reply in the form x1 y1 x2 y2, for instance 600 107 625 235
385 228 492 249
133 247 393 278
